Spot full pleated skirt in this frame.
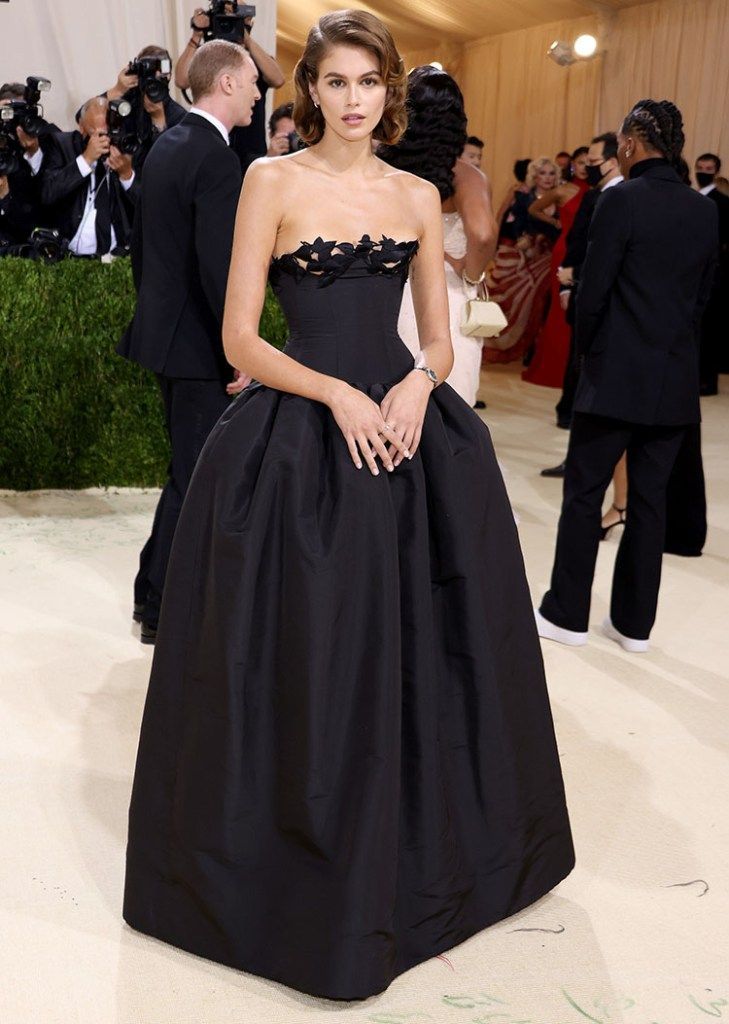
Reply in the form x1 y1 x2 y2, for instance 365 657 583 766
123 379 575 1000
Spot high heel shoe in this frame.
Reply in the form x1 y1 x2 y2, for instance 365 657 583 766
600 504 626 541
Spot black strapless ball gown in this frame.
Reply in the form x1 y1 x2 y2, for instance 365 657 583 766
123 235 575 1000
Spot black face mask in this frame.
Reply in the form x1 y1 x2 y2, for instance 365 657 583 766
585 163 606 188
696 172 715 189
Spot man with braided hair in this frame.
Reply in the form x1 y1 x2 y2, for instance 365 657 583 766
535 99 718 653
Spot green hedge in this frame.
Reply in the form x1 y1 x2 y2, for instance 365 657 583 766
0 257 288 490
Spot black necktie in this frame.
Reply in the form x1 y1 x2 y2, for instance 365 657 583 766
94 162 112 255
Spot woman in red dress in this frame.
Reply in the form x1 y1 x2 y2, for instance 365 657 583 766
522 148 589 388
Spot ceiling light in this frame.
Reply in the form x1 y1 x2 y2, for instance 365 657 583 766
547 40 575 66
574 33 598 58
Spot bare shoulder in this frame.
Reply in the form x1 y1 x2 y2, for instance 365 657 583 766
243 155 290 188
379 163 440 207
453 158 488 191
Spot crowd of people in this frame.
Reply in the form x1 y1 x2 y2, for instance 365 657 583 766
0 8 291 258
486 145 728 401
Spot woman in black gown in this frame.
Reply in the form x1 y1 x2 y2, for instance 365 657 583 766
123 10 575 1001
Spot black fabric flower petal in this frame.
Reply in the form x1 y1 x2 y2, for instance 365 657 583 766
270 234 420 288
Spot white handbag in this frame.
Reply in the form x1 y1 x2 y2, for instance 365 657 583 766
460 280 508 339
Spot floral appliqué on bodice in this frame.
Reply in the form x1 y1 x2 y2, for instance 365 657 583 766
270 234 420 288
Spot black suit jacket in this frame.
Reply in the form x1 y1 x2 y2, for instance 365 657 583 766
0 129 60 245
117 113 242 379
706 186 729 281
561 186 600 326
574 162 718 425
41 130 139 249
563 186 600 276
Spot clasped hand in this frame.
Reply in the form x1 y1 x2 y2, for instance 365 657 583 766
331 370 432 475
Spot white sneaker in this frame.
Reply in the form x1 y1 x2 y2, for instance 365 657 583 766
602 616 650 653
534 609 588 647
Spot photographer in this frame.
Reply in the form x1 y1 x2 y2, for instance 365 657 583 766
42 96 138 257
106 45 186 171
0 81 57 246
266 101 296 156
176 4 285 172
82 46 186 175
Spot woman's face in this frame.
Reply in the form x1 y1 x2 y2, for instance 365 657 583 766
536 165 557 191
572 152 589 179
309 44 387 143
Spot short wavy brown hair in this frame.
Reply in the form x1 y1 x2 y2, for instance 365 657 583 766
293 10 407 146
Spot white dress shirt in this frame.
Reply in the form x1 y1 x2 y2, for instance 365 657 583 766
601 174 624 192
699 183 717 196
69 154 135 256
24 148 44 175
189 106 230 145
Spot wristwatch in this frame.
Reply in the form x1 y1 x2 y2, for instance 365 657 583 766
413 351 439 387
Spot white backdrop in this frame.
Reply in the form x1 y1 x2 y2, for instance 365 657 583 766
0 0 277 131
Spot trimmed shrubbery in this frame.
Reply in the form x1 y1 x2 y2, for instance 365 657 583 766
0 257 287 490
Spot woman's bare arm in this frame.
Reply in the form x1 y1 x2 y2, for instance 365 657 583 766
222 159 409 473
452 160 498 275
528 184 577 227
380 177 453 464
407 180 454 380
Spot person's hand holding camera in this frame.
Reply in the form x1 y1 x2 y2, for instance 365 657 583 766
267 132 290 157
191 6 210 32
109 65 139 100
107 145 134 182
83 128 111 167
16 124 40 157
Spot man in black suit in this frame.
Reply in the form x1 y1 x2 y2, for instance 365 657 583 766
41 97 138 255
118 39 260 643
535 100 717 653
542 132 623 471
0 82 58 247
694 152 729 394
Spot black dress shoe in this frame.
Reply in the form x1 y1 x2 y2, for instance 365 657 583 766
133 602 145 623
473 400 487 410
540 460 566 478
140 622 157 645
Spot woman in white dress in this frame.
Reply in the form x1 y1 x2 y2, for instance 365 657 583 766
383 67 497 408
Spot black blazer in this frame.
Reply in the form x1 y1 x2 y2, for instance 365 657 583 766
117 113 242 379
563 186 600 275
574 162 718 425
562 185 600 326
706 187 729 282
41 130 139 249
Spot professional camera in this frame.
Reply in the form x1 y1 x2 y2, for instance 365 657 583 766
126 56 172 104
287 131 305 153
107 98 142 155
0 75 51 176
193 1 256 44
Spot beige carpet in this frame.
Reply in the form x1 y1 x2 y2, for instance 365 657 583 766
2 365 728 1024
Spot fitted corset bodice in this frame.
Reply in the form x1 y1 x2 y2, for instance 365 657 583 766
268 235 419 384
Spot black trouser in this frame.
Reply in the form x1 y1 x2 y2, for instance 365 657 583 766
540 413 686 640
664 424 707 556
135 375 230 628
699 287 724 393
555 327 580 426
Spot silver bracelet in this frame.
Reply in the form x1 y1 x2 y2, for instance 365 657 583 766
462 268 486 287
